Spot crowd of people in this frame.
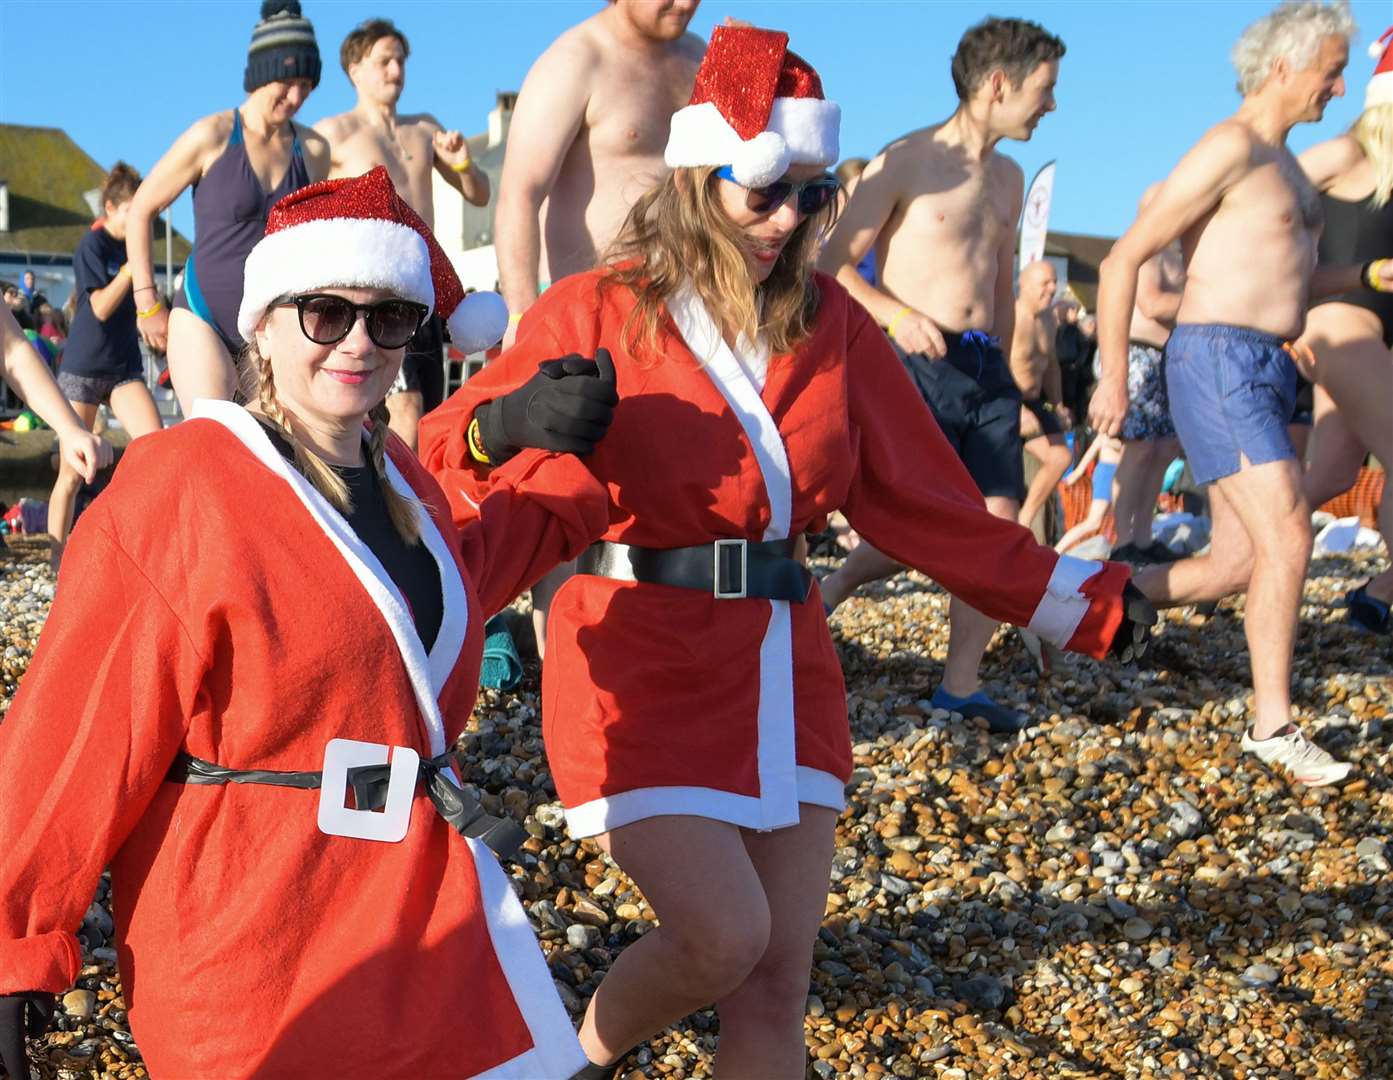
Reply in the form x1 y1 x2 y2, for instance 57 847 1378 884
0 0 1389 1077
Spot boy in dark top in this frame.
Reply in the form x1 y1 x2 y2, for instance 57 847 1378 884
48 163 164 570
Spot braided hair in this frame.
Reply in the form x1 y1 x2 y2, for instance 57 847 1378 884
240 335 422 545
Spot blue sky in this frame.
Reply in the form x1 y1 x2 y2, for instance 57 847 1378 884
2 0 1388 242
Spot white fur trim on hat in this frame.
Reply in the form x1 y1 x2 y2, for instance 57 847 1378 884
1368 73 1393 109
238 217 434 342
447 291 508 354
665 97 841 187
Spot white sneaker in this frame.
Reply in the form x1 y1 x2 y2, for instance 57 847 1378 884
1241 725 1353 787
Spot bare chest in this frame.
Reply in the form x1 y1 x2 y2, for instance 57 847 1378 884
337 122 432 180
583 60 694 160
1209 152 1322 241
897 163 1012 248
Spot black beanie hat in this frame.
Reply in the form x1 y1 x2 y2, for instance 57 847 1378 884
244 1 322 93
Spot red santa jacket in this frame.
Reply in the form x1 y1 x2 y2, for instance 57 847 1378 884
0 401 605 1079
420 271 1129 839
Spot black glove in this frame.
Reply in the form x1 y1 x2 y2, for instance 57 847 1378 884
0 991 55 1079
476 349 617 463
1109 581 1157 663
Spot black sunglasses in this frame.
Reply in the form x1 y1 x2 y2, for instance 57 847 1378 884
714 166 841 216
276 293 428 349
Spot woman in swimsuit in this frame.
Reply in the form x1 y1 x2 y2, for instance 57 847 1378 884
1293 28 1393 634
125 1 330 415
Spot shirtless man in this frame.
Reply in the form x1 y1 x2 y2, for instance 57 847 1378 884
1010 259 1073 529
1091 0 1391 786
496 0 704 339
314 18 489 448
494 0 703 656
817 16 1066 734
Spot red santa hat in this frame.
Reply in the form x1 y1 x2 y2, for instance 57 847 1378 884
664 25 840 188
1368 26 1393 109
238 166 507 352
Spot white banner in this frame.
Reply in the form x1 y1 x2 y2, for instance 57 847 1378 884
1019 161 1057 273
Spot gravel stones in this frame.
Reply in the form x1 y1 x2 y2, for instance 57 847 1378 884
4 537 1393 1078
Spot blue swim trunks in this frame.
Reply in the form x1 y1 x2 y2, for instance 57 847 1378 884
1091 459 1117 503
1163 323 1299 486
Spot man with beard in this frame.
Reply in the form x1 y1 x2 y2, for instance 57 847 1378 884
493 0 705 655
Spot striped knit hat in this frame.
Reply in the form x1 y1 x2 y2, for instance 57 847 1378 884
245 1 322 93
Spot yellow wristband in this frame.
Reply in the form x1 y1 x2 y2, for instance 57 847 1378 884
450 159 472 173
466 417 492 465
136 300 164 319
117 264 130 278
1366 259 1390 294
885 306 913 340
508 312 524 325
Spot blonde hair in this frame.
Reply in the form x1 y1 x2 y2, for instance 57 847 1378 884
241 336 421 545
1352 103 1393 207
601 166 835 363
1231 0 1356 96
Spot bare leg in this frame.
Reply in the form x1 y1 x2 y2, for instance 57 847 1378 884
941 494 1019 697
1143 459 1309 738
1134 480 1255 606
530 561 575 661
108 381 164 440
577 816 771 1067
385 389 423 451
1018 433 1071 529
46 401 100 570
1111 440 1152 549
1301 313 1393 603
714 806 838 1078
167 308 236 416
1055 498 1110 554
818 540 904 612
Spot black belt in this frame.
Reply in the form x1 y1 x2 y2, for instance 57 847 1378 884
166 749 527 860
576 538 812 602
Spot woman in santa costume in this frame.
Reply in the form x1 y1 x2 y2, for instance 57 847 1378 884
0 166 619 1079
421 25 1155 1079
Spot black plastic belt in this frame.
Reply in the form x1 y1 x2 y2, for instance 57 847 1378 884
166 749 527 860
576 537 812 602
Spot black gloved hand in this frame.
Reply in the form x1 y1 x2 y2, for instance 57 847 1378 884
476 349 617 463
0 991 55 1079
1109 581 1157 663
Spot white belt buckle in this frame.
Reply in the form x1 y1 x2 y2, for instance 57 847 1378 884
317 738 419 843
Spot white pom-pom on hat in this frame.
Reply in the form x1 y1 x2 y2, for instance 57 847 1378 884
448 291 508 353
729 132 792 188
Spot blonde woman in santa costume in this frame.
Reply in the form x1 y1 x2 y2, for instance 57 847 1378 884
1291 25 1393 635
422 27 1155 1078
0 167 621 1080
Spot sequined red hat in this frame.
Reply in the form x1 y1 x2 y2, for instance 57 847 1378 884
238 166 507 351
665 25 840 188
1369 26 1393 109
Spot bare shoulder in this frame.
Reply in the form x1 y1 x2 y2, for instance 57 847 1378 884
676 30 706 65
294 123 331 153
399 111 443 132
542 16 604 71
1297 132 1364 186
311 110 358 140
188 109 236 150
1192 118 1258 165
989 151 1025 189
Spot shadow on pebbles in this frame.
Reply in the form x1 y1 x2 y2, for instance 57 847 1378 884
2 537 1390 1080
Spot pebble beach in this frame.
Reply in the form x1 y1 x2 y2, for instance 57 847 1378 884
3 536 1390 1080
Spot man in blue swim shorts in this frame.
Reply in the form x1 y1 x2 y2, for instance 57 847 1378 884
1091 0 1393 787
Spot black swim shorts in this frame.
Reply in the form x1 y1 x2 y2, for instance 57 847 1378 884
895 331 1026 503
